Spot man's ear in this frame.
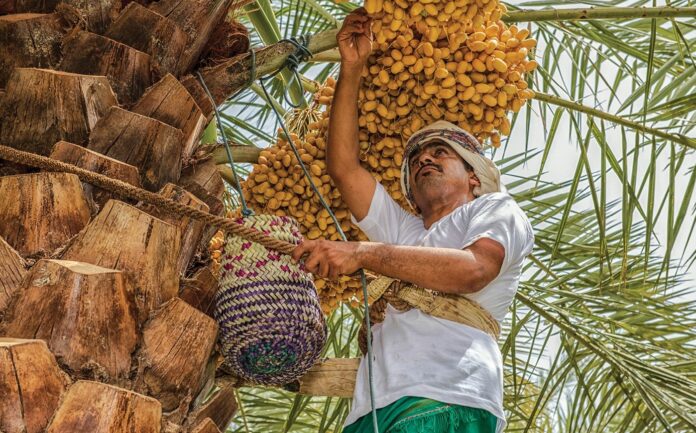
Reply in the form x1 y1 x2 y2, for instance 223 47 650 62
469 171 481 187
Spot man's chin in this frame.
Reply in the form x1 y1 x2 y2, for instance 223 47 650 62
413 176 444 193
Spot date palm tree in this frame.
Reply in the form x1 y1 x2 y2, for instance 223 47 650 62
215 1 696 432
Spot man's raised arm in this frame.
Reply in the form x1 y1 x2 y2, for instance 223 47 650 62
327 10 376 221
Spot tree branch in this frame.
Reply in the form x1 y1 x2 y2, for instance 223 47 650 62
505 6 696 23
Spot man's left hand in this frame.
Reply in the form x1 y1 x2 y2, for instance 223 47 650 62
292 240 363 280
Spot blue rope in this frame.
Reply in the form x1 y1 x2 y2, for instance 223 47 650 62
196 71 253 217
222 37 380 433
278 36 313 108
258 77 380 433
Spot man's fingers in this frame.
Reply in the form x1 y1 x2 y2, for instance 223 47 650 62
304 249 321 273
346 9 369 21
319 257 330 279
292 240 312 262
345 15 368 24
352 7 368 16
338 24 367 39
340 13 369 31
328 266 340 281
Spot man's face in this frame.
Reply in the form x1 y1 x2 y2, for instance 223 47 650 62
407 141 478 211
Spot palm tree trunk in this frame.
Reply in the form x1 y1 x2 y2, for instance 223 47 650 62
0 0 237 431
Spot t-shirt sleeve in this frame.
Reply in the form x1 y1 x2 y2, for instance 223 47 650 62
351 182 420 244
459 193 534 273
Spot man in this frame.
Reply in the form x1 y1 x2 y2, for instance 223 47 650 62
292 10 534 433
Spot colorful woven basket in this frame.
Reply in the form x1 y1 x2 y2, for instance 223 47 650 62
215 215 326 385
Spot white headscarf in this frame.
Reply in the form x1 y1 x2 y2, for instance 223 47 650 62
400 120 503 210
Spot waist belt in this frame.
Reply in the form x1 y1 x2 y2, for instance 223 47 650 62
358 276 500 354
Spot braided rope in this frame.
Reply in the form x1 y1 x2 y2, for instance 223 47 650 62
0 144 296 255
358 277 501 354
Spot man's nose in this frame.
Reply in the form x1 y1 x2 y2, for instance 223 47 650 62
417 153 434 166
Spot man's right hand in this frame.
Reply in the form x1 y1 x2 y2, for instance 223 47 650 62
327 8 377 222
337 9 373 70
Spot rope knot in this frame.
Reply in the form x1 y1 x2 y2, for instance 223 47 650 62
284 35 313 71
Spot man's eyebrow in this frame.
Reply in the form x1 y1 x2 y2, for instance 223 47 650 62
408 143 450 164
423 143 450 153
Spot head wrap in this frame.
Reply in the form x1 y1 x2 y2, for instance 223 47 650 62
400 120 502 210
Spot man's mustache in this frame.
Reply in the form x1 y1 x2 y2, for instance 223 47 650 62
416 163 442 179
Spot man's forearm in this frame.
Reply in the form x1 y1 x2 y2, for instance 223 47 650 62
356 242 491 294
327 65 363 176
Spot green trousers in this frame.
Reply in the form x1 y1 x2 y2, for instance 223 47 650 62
343 396 498 433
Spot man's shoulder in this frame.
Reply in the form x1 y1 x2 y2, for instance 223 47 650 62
471 191 517 210
471 192 531 226
479 191 513 202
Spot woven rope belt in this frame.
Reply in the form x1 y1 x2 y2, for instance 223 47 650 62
359 276 500 354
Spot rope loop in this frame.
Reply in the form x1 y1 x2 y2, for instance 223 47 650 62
283 35 313 71
278 35 313 108
195 71 253 217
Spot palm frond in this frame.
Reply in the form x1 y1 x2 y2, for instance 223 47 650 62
217 1 696 431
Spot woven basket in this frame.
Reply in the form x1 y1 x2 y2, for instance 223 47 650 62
216 215 326 385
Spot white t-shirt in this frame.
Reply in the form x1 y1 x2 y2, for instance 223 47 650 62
344 183 534 432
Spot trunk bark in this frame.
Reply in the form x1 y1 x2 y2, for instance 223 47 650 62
49 140 142 209
56 0 121 34
180 157 225 214
0 13 65 88
46 380 162 433
88 106 184 191
139 183 209 275
105 3 187 76
149 0 234 74
179 266 218 317
0 172 91 257
0 338 70 433
135 298 218 418
0 236 25 319
0 67 117 156
190 418 221 433
60 30 158 105
0 1 120 32
186 385 236 432
179 157 225 251
0 0 60 13
61 199 180 325
2 259 137 382
132 74 207 161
